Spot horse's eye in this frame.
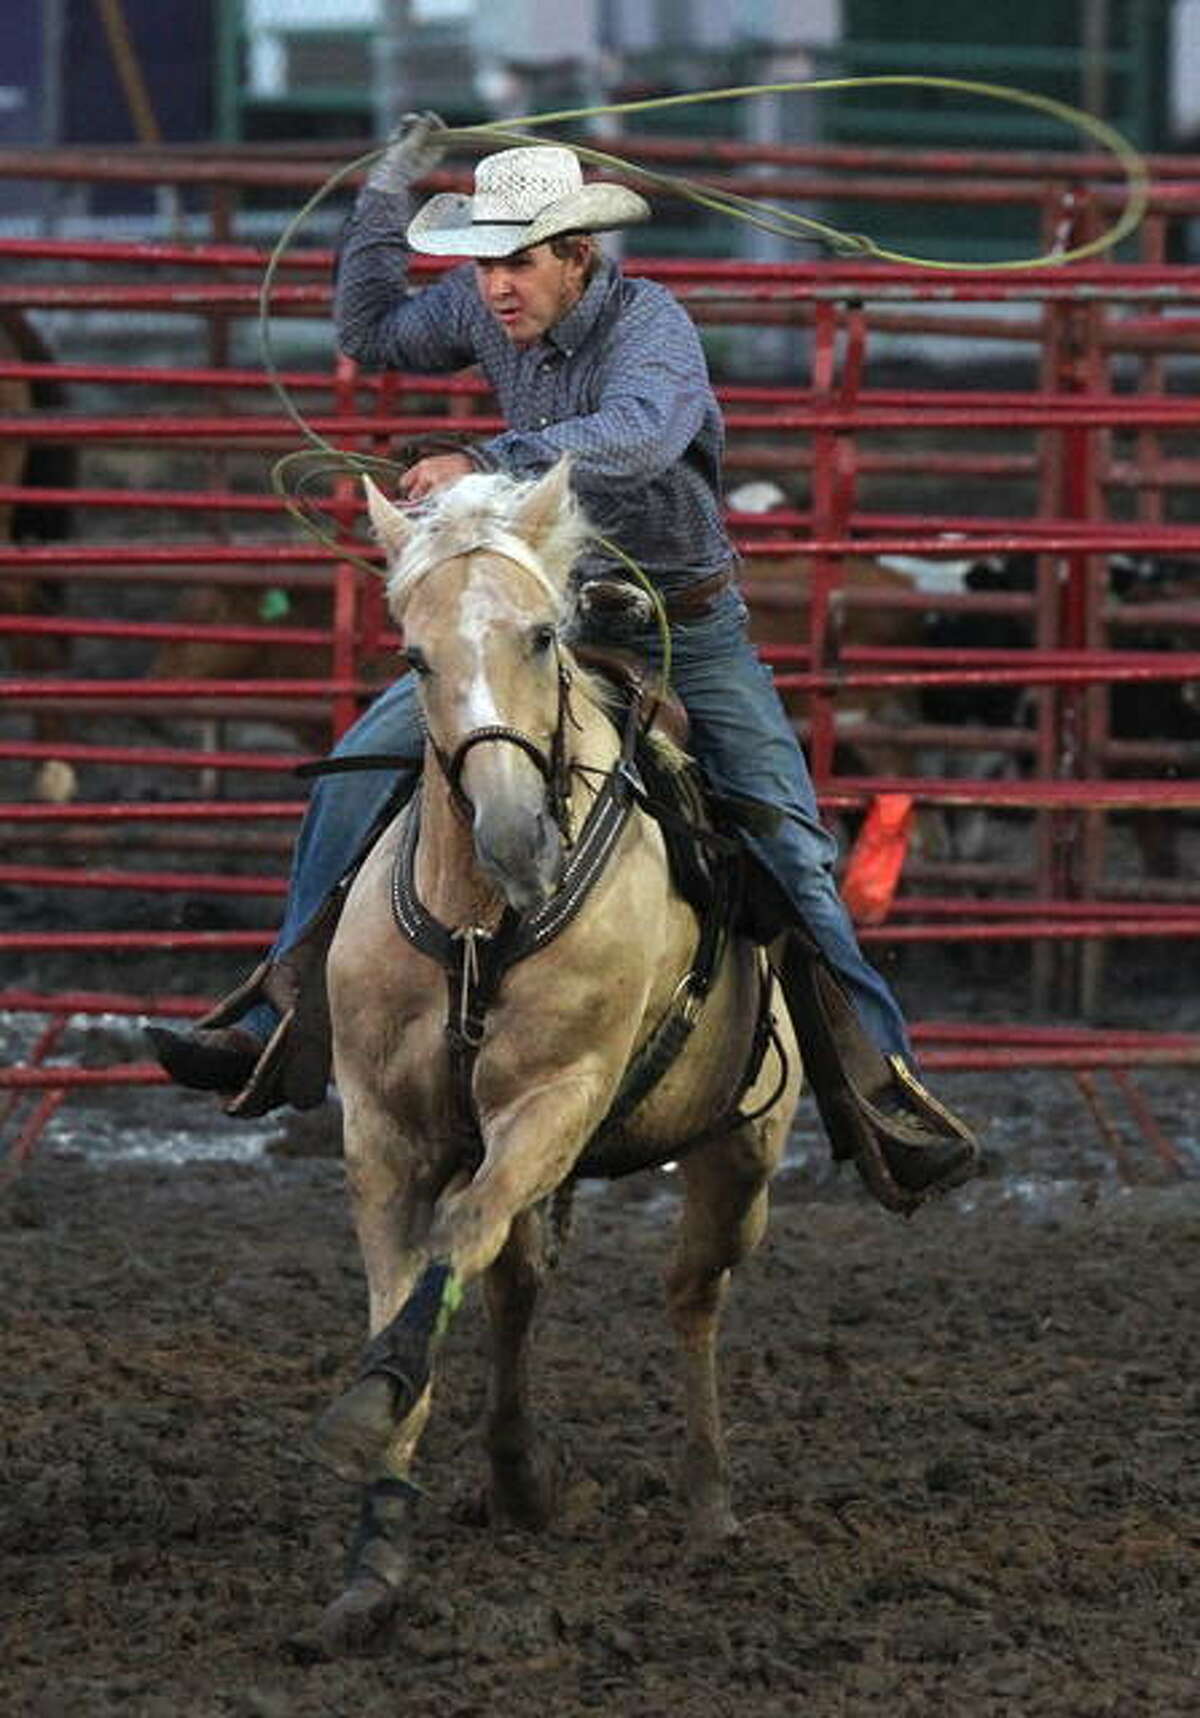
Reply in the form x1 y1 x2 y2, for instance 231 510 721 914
403 644 431 677
530 623 556 656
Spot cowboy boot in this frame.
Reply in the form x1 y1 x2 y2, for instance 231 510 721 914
774 931 981 1214
144 1021 264 1096
145 883 346 1118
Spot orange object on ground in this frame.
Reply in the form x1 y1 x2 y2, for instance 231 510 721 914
840 793 915 925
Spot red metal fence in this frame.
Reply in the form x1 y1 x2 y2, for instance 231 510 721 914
1 138 1198 1166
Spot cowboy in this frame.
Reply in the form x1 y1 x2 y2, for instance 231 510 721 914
148 119 980 1210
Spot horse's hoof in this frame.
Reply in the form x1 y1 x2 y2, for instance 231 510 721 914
488 1474 556 1532
487 1448 559 1531
304 1375 399 1484
284 1576 398 1662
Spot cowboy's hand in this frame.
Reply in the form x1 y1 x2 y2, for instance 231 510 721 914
574 577 656 628
399 452 475 501
366 111 448 194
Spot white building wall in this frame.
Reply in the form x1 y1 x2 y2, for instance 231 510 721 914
602 0 840 52
472 0 598 67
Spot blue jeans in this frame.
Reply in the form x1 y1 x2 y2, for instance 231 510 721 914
244 587 910 1058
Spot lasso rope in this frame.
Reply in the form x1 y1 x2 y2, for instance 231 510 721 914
469 76 1150 270
258 76 1150 680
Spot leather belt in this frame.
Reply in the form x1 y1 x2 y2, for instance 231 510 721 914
662 566 735 619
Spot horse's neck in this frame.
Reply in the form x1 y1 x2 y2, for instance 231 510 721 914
569 676 624 776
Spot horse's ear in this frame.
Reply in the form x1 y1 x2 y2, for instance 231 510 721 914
515 457 577 580
363 474 412 569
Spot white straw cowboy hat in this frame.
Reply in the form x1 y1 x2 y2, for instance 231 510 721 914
406 144 651 258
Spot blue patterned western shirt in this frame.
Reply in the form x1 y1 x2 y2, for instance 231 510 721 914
333 187 735 593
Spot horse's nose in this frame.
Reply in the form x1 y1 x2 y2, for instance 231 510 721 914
474 803 563 913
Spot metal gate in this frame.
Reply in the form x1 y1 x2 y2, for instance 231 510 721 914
1 134 1198 1169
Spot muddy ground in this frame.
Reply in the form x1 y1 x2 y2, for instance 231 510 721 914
3 686 1198 1714
3 703 1199 1717
2 1040 1198 1718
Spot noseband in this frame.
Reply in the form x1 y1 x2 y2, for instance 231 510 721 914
428 651 576 834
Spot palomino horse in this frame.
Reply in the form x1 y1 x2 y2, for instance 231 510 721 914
296 460 801 1657
0 309 77 802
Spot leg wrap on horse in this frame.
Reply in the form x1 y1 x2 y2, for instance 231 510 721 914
354 1261 460 1405
346 1475 421 1589
285 1475 419 1662
306 1262 460 1483
774 931 980 1214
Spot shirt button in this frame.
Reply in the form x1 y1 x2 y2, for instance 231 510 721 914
538 416 548 426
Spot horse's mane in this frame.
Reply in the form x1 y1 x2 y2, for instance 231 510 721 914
390 470 590 614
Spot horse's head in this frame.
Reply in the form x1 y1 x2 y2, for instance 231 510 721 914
365 458 588 912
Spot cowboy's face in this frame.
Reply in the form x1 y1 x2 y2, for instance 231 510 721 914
475 244 589 346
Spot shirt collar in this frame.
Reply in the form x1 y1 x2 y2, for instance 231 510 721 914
544 255 617 356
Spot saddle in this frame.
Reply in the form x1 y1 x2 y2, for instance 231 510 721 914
573 639 690 750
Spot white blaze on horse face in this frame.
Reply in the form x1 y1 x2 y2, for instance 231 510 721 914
452 560 554 799
445 556 564 910
457 573 513 732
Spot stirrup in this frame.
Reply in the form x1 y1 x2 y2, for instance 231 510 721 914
223 1005 321 1118
858 1054 979 1149
195 975 327 1120
775 935 981 1215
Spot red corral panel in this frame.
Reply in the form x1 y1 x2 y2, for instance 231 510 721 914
1 139 1199 1160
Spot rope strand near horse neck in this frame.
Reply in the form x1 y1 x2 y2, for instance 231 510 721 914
260 76 1150 693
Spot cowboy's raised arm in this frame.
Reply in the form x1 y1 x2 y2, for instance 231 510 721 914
334 114 476 373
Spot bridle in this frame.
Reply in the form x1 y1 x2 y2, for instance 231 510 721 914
426 645 577 835
401 530 578 833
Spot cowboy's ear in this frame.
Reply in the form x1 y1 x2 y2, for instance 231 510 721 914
363 474 413 569
515 457 578 584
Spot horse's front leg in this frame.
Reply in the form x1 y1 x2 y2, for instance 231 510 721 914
310 1074 601 1489
426 1071 600 1269
305 1090 447 1487
294 1100 443 1661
